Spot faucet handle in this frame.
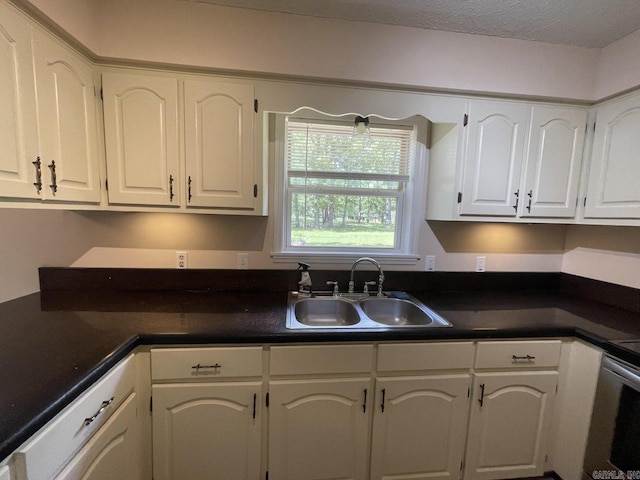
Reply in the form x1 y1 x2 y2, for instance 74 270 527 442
363 281 376 294
326 281 339 296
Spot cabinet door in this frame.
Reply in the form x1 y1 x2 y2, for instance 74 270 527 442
184 79 255 209
522 106 587 218
102 72 180 206
460 100 529 216
32 31 101 202
585 94 640 218
464 372 557 480
370 375 471 480
152 382 262 480
269 378 370 480
0 2 39 200
54 393 140 480
0 465 10 480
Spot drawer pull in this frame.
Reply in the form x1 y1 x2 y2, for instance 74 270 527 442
478 383 485 407
84 397 114 426
191 363 222 373
512 355 536 361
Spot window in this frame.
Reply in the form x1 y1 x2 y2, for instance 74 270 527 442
273 113 424 264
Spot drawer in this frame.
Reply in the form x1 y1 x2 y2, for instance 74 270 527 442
270 345 374 375
14 354 136 480
151 346 263 380
377 342 474 372
475 340 562 369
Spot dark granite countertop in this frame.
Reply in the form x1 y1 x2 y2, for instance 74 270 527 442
2 271 640 463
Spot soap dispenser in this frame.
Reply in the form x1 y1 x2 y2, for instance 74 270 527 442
297 262 312 296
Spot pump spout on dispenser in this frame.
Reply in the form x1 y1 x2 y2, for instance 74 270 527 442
297 262 312 297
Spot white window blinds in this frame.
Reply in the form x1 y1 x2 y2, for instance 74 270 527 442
286 119 413 191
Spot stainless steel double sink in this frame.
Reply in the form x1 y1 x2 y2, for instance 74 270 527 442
286 291 452 329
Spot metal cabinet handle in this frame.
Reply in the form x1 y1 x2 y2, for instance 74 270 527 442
169 175 174 201
362 389 367 413
478 383 485 407
380 388 386 412
191 363 222 373
84 397 114 426
48 160 57 194
513 189 519 212
526 190 532 213
512 354 536 361
188 176 192 202
253 393 257 419
32 157 42 193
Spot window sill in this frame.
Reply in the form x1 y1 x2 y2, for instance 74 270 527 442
271 252 420 265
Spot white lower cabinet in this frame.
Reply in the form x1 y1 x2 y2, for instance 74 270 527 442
149 346 264 480
269 378 371 480
54 393 140 480
12 354 146 480
0 465 10 480
464 372 557 480
370 375 471 480
463 340 561 480
152 382 262 480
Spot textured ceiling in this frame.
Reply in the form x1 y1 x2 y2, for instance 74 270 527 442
183 0 640 48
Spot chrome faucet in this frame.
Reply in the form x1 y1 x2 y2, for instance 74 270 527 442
348 257 385 296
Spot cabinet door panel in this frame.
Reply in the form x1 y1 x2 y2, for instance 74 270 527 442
152 382 261 480
523 106 586 218
464 372 557 480
55 393 140 480
585 96 640 218
0 2 39 200
460 101 528 216
103 72 179 206
269 378 370 480
33 32 100 202
370 375 470 480
185 80 254 209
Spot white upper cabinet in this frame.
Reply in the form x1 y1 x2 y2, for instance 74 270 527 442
428 99 588 222
184 79 255 209
32 29 101 203
584 92 640 219
0 2 39 200
522 106 587 218
102 72 180 207
459 100 529 217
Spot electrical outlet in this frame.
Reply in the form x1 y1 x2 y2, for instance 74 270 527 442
475 256 486 273
176 251 188 269
426 255 436 271
237 253 249 270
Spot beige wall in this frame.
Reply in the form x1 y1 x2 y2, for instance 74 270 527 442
22 0 602 100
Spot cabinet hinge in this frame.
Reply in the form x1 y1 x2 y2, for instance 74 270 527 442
266 392 269 407
149 396 153 412
463 113 469 126
457 192 462 203
254 99 258 113
254 184 258 198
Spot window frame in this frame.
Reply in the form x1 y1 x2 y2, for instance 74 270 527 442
271 111 426 265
